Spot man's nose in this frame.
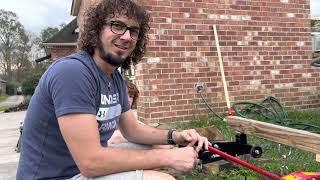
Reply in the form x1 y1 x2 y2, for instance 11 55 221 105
120 30 131 40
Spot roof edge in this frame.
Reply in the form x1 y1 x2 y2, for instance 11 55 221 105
35 54 52 63
71 0 81 16
43 43 77 46
311 16 320 20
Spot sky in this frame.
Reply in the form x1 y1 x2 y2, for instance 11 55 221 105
0 0 74 34
0 0 319 34
311 0 320 17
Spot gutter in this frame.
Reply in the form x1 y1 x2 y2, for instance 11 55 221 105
42 43 77 46
71 0 81 16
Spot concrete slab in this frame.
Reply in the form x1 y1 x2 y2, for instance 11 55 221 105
0 111 26 180
0 95 24 107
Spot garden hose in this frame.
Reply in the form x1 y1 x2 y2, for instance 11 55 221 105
198 91 224 121
232 96 320 134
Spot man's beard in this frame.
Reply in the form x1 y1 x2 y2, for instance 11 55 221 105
98 40 126 67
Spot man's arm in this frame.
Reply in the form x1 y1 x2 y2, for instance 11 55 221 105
118 110 169 145
119 110 211 152
58 113 197 178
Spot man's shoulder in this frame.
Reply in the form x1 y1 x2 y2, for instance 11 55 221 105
49 51 94 73
55 51 91 65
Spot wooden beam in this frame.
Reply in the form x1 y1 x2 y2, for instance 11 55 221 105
226 116 320 154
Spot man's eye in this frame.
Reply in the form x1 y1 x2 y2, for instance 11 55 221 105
131 29 140 35
113 23 125 30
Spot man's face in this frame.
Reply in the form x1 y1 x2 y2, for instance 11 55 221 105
98 15 140 67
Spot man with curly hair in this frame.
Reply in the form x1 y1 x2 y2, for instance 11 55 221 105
16 0 211 179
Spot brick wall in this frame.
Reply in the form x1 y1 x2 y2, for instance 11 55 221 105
49 46 77 61
134 0 320 124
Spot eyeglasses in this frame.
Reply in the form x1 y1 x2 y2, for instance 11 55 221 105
104 20 140 40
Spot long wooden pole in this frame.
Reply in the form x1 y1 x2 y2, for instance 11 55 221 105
213 25 233 116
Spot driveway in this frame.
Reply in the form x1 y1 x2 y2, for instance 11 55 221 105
0 95 24 107
0 110 26 180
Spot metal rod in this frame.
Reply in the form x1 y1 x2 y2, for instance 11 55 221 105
208 146 281 180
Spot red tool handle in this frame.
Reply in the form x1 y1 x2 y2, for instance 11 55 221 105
208 146 281 180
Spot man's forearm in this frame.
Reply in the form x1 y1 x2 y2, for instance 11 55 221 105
119 110 172 145
121 122 170 145
81 147 171 177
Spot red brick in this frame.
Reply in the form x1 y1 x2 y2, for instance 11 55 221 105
67 0 319 123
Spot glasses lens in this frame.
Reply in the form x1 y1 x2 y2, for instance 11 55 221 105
130 28 140 40
108 21 140 40
111 22 126 35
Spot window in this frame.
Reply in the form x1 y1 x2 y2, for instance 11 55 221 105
311 32 320 52
119 66 135 80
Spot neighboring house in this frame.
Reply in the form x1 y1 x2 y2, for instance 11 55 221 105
49 0 320 124
311 17 320 58
42 18 78 61
312 32 320 58
0 79 6 95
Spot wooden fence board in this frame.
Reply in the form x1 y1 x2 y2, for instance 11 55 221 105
226 116 320 154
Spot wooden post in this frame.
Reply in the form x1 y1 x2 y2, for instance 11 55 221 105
316 154 320 162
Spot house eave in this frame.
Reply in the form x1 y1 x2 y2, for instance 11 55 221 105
71 0 81 16
35 54 52 63
311 16 320 20
42 43 77 46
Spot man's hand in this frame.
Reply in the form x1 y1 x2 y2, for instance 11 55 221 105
166 146 198 173
173 129 211 152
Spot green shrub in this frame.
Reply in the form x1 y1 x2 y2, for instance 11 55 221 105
22 73 42 95
6 81 18 95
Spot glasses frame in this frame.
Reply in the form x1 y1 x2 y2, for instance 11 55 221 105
104 20 140 40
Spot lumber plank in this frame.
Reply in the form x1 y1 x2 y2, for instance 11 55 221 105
225 116 320 154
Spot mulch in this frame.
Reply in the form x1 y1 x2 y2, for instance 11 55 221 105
4 103 28 113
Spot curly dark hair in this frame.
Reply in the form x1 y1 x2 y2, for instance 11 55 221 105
125 80 139 108
78 0 150 69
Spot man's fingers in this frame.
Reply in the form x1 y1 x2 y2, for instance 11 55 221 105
195 137 202 152
189 130 199 145
204 137 210 150
184 133 192 141
179 129 212 151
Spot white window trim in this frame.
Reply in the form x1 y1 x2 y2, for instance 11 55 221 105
311 32 320 52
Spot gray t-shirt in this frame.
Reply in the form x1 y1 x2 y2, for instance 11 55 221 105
16 51 130 179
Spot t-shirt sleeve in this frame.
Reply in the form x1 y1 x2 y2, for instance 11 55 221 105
122 84 130 113
46 59 97 118
117 73 130 113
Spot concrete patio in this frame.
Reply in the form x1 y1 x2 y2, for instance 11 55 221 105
0 111 25 180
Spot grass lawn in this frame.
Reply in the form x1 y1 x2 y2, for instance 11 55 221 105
0 95 11 111
0 95 8 103
175 111 320 179
0 106 11 111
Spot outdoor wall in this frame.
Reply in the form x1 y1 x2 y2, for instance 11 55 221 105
49 46 77 61
133 0 320 124
72 0 319 124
